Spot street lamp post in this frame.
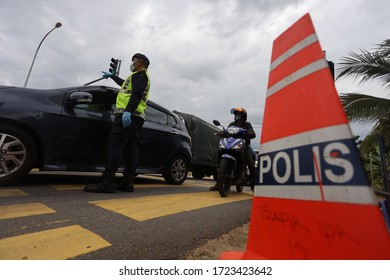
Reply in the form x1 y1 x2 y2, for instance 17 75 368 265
23 22 62 88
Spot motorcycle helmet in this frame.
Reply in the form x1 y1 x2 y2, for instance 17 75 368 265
230 107 247 121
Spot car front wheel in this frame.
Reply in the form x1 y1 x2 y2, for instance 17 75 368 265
0 125 37 185
163 155 188 185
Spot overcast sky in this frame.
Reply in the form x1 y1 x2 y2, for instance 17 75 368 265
1 0 389 149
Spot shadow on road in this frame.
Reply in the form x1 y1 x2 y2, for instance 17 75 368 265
12 171 169 187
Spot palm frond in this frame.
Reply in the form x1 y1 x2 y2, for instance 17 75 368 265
339 93 390 123
377 39 390 58
336 50 390 88
336 38 390 88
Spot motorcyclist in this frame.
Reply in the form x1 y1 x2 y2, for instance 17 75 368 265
210 107 256 191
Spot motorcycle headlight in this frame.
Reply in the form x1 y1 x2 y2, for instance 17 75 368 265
233 142 244 149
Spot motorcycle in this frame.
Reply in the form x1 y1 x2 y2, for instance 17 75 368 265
213 120 253 197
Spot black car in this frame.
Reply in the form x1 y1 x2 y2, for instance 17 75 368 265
0 85 191 185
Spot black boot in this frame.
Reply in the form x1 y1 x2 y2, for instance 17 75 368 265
117 174 134 192
209 184 218 191
84 172 116 193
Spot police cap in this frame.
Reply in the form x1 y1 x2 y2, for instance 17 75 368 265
132 53 150 68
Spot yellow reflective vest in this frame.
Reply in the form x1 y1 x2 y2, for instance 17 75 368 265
115 69 150 119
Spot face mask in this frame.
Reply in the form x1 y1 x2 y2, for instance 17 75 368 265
130 61 136 72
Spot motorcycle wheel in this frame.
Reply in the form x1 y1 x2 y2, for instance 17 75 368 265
216 158 234 197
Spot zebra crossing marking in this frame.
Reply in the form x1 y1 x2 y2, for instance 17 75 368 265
90 191 252 221
0 203 56 220
0 225 111 260
0 188 28 198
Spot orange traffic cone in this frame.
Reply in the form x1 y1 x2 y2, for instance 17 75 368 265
220 13 390 260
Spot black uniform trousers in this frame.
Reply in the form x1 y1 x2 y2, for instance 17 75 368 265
104 113 144 177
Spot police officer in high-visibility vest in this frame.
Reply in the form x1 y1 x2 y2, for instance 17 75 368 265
84 53 151 193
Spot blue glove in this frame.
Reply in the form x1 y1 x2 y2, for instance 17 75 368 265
122 112 132 127
101 71 113 79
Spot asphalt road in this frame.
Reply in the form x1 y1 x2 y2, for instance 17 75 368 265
0 172 253 260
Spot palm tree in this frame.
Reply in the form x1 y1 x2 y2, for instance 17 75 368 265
336 39 390 191
336 38 390 153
